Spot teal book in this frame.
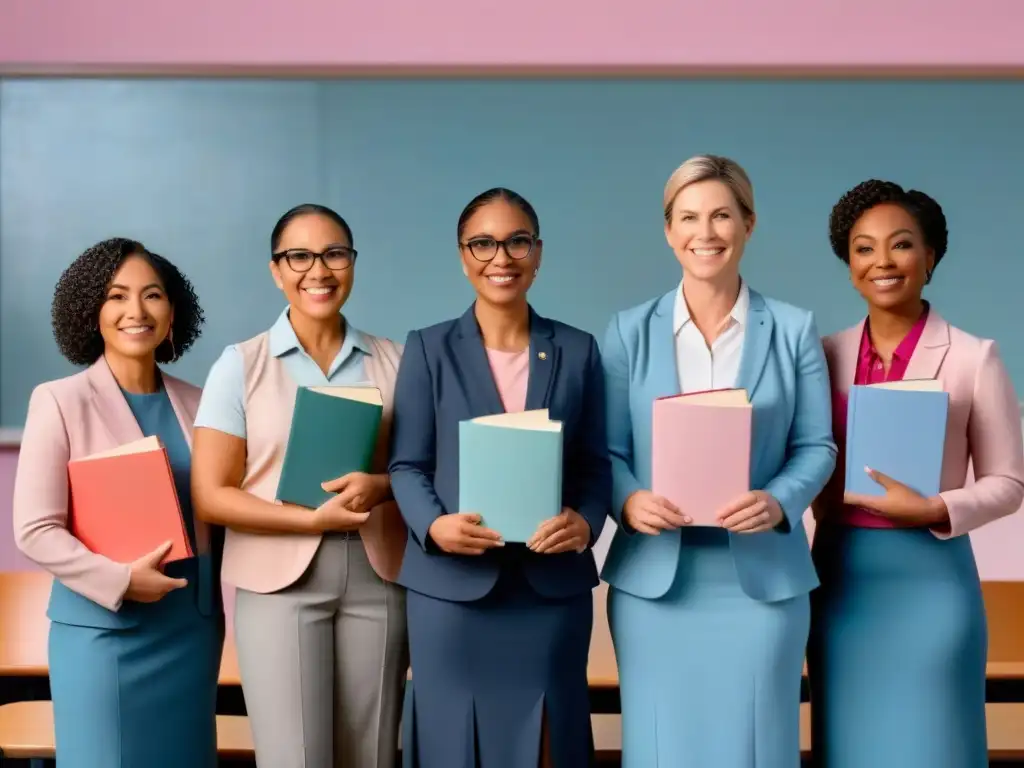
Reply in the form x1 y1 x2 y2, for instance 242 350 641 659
845 379 949 498
458 409 563 543
276 385 383 509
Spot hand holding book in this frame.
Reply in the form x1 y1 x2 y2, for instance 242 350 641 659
623 490 689 535
321 471 390 515
526 507 590 554
428 513 504 555
715 490 784 533
844 466 950 528
124 540 188 603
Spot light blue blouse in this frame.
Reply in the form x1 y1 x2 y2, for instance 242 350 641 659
194 308 372 438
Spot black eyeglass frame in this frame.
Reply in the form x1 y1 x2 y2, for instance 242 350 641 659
459 234 539 263
271 246 358 272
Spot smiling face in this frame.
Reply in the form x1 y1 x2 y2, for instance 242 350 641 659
270 213 355 322
97 255 174 363
665 179 754 286
848 202 933 312
459 198 542 308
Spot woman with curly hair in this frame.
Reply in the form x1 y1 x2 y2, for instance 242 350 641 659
808 180 1024 767
11 238 221 767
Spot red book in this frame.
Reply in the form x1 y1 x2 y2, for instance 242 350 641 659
67 436 193 564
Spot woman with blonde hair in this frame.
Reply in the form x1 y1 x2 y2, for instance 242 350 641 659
601 155 836 766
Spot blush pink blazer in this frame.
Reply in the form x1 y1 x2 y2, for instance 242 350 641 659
11 357 204 612
812 309 1024 538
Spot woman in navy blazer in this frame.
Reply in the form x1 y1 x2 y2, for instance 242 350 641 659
600 156 836 767
389 187 611 767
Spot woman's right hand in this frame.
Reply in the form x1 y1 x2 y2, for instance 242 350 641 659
124 541 188 603
427 513 504 555
623 490 690 535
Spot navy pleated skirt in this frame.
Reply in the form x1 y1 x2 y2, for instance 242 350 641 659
402 563 594 768
808 523 988 768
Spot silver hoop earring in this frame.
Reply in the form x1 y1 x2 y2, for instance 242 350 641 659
533 269 538 277
166 328 176 360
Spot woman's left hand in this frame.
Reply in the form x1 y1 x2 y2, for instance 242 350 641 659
717 490 784 533
844 466 949 527
528 508 591 554
321 472 389 515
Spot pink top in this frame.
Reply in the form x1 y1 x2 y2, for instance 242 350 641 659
838 305 930 528
486 347 530 414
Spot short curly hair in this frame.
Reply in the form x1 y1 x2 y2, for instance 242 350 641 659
828 180 948 274
51 237 205 366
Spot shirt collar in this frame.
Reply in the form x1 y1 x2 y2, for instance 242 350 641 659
267 307 371 359
860 301 931 363
673 279 750 335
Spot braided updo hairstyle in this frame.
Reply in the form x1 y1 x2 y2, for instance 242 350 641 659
828 180 948 282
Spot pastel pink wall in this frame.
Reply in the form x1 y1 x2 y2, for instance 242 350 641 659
1 0 1023 73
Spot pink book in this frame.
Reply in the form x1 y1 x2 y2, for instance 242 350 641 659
652 388 752 526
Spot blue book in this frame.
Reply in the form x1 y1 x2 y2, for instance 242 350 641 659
845 380 949 498
458 409 563 542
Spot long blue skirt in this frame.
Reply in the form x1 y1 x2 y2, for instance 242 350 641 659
48 575 224 768
808 523 988 767
609 528 809 767
403 563 594 768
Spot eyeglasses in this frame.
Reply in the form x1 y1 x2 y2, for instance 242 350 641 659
460 235 537 262
272 246 357 272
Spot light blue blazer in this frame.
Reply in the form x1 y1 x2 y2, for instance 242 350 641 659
600 286 837 603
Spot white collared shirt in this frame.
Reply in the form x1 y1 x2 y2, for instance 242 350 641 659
673 280 750 393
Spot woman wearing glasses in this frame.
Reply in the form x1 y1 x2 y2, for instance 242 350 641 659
389 188 611 767
191 204 408 768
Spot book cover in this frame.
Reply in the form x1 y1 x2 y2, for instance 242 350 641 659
845 379 949 498
67 435 192 564
651 388 752 526
276 385 383 509
458 409 563 543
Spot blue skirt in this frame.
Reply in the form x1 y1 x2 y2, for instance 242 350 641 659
609 528 809 768
808 523 987 768
48 569 224 768
403 562 593 768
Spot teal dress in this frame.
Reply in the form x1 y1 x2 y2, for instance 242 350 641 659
47 387 224 768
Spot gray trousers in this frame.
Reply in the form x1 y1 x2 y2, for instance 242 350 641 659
234 533 408 767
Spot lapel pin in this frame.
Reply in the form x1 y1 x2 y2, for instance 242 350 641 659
538 351 547 360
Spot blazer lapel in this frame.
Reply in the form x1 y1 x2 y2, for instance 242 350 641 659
903 309 951 381
525 308 557 411
454 306 505 416
735 289 774 397
162 375 195 450
86 357 144 447
649 290 681 400
831 321 864 394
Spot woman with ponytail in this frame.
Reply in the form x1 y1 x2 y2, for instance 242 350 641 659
808 181 1024 767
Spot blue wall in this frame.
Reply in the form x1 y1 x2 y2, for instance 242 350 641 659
2 78 1022 426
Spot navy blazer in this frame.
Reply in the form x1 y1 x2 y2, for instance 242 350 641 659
388 305 612 603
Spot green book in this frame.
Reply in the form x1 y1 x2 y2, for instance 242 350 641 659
276 385 384 509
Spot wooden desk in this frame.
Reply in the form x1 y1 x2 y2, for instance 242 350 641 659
0 571 240 685
1 572 1021 694
0 700 254 760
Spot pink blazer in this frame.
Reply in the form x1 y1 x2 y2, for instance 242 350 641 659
812 309 1024 538
12 357 204 612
